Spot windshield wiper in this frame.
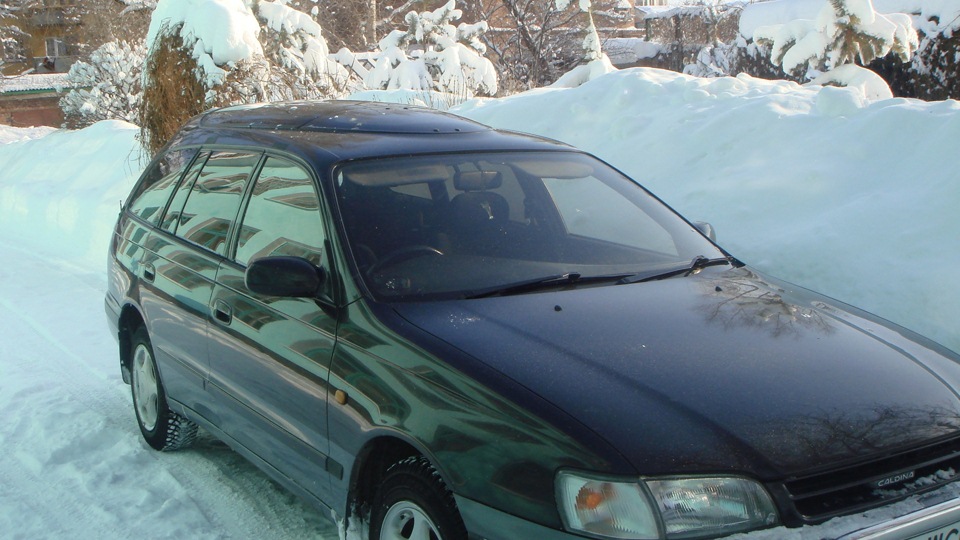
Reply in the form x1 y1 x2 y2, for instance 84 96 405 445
617 256 731 285
465 272 634 299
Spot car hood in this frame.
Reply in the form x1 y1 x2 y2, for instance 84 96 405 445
391 266 960 479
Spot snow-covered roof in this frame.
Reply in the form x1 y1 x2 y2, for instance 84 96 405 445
603 38 663 65
637 5 698 17
0 73 72 94
639 1 744 20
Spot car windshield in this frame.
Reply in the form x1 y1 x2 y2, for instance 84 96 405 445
334 151 725 301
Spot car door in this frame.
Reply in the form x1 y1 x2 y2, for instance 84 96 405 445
126 147 210 412
206 154 338 503
140 149 261 417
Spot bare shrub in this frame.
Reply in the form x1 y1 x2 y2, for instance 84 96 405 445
139 27 205 157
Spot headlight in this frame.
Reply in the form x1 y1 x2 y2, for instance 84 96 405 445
557 472 779 539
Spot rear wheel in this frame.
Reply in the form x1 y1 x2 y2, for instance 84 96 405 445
369 456 467 540
130 327 197 451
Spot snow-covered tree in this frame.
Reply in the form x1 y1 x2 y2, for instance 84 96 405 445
60 40 146 128
254 0 354 100
754 0 917 79
285 0 377 50
1 0 29 74
550 0 616 88
342 0 498 98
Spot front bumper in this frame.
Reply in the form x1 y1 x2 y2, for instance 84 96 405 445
739 481 960 540
838 497 960 540
459 481 960 540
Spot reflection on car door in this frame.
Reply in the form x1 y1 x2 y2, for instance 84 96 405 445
206 155 338 503
130 149 216 413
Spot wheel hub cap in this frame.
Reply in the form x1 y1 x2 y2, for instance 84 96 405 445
132 343 159 431
380 501 441 540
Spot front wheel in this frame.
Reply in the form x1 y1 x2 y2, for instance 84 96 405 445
369 456 467 540
130 326 197 451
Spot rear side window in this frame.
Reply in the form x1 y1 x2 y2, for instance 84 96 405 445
127 148 199 224
160 151 210 233
176 150 261 256
235 157 327 267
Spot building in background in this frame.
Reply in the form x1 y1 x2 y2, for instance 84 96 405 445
0 72 69 125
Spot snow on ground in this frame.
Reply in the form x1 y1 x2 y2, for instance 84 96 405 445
0 124 57 144
0 241 336 539
1 65 960 537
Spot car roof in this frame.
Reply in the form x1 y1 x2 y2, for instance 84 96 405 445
168 100 572 169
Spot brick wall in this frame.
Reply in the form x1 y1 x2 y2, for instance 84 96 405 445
0 93 64 128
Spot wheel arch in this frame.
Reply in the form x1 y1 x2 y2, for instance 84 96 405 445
117 303 147 384
348 434 455 515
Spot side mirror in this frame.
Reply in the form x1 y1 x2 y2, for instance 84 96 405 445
245 256 325 298
693 221 717 243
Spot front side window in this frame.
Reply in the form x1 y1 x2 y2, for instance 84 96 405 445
127 148 199 225
234 157 327 267
335 151 723 301
176 150 260 256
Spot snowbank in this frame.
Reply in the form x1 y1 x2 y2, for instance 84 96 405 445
0 124 57 144
0 121 144 267
455 68 960 354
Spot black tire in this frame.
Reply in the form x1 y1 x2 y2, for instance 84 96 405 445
129 326 198 451
369 456 467 540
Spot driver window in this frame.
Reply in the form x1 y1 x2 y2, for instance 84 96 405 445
235 157 327 268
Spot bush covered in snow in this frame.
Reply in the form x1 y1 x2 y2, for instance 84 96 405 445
676 0 959 100
60 41 146 129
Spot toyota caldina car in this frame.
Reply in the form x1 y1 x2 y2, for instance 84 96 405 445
106 101 960 540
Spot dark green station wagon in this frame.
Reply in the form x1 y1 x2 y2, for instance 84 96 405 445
106 101 960 540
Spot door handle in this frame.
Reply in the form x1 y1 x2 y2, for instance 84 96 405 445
142 262 156 283
213 300 232 325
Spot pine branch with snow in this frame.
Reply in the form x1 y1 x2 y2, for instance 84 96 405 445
753 0 917 78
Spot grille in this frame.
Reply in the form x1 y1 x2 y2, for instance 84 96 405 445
781 437 960 522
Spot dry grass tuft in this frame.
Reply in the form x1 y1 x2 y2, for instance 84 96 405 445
139 26 206 158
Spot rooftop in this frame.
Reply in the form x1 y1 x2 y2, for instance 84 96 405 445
0 73 73 94
199 100 489 135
